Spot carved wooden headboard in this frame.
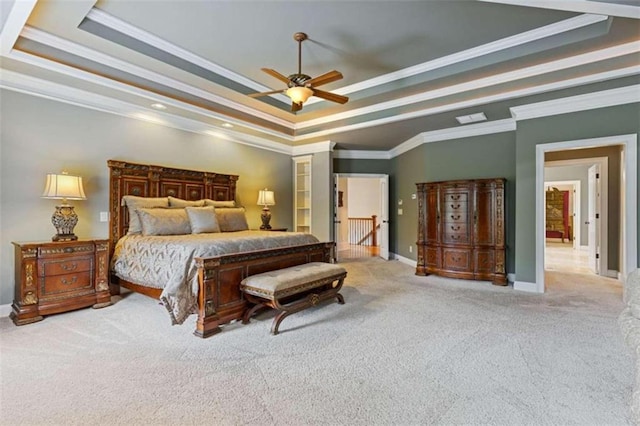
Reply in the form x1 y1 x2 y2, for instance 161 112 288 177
108 160 239 248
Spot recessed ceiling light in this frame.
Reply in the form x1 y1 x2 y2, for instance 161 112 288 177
456 112 487 125
221 123 234 128
150 103 167 110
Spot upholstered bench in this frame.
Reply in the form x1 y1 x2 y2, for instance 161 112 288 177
240 262 347 335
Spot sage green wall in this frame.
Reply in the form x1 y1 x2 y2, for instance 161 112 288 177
546 146 622 268
391 133 517 273
0 90 294 305
515 103 640 283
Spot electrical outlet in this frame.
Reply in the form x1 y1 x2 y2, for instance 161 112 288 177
409 245 413 253
99 212 109 222
398 208 403 215
411 193 417 200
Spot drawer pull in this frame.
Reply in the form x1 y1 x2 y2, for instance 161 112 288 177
451 235 461 240
451 195 461 200
451 214 461 220
60 262 77 271
451 225 460 231
64 247 74 253
60 276 78 285
450 204 460 209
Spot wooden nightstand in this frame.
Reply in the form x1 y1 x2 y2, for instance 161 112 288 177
10 239 112 325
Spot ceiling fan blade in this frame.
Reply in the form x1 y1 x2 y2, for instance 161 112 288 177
291 102 303 112
261 68 291 85
248 89 284 98
311 88 349 104
305 70 343 87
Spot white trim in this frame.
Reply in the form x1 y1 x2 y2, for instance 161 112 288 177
0 0 37 55
291 141 336 156
0 303 11 317
305 14 608 105
392 253 417 268
390 119 516 158
298 42 640 129
85 8 292 105
507 273 516 283
0 69 295 155
333 150 391 160
479 0 640 20
296 65 640 142
511 84 640 120
514 281 539 293
606 270 619 279
19 26 295 130
536 134 637 294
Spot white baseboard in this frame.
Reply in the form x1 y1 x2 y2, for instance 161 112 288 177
606 269 619 279
507 273 516 283
391 253 417 268
514 281 541 293
0 303 12 317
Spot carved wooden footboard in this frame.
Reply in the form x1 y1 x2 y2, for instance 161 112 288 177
194 242 333 338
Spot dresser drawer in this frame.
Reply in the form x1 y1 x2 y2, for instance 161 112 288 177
443 200 468 215
442 248 472 271
444 211 467 222
41 257 93 276
41 272 93 299
443 231 470 244
38 243 94 258
444 192 469 203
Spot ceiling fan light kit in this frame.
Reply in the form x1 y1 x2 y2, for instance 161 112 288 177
250 32 349 112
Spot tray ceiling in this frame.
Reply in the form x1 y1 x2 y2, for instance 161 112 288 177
1 0 639 152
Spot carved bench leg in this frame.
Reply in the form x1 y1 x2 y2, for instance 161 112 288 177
243 301 266 324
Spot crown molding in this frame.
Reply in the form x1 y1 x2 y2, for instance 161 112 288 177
0 69 294 155
305 14 608 105
298 41 640 130
0 0 37 55
480 0 640 20
85 8 291 106
19 26 295 130
510 84 640 120
291 141 336 156
333 150 391 160
390 119 516 158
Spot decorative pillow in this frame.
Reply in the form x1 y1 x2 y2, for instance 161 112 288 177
168 196 205 208
185 206 220 234
121 196 169 234
136 208 191 236
204 199 236 208
216 207 249 232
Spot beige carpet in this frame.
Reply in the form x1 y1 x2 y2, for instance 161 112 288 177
0 258 634 425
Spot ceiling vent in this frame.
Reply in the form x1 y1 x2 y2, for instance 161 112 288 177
456 112 487 125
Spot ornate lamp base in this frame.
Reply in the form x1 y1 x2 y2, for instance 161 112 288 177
51 204 79 242
260 207 272 230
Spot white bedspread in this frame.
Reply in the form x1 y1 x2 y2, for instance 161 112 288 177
111 231 320 324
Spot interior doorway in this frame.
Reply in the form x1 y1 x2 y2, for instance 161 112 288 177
334 173 389 261
533 134 638 294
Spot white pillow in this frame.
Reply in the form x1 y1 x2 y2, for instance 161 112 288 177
185 206 221 234
121 196 169 234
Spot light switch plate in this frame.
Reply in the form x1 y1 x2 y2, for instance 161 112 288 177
99 212 109 222
398 208 403 215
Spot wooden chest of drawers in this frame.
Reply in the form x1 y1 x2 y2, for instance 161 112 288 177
10 239 112 325
416 178 506 285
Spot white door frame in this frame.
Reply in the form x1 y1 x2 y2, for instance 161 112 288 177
534 134 637 293
543 179 581 250
333 173 390 260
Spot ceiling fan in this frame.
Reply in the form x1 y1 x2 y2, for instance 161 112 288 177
248 32 349 112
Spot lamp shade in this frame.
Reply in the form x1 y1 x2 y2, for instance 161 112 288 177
257 189 275 206
286 86 313 104
42 173 87 201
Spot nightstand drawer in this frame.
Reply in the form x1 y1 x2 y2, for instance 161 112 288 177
41 272 93 298
38 243 94 258
41 257 93 276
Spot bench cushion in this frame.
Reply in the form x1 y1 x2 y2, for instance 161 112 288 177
241 262 346 299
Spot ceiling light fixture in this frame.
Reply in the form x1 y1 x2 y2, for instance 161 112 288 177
286 86 314 104
455 112 487 125
150 103 167 110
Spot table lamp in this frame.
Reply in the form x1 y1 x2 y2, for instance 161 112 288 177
42 171 87 241
257 188 275 230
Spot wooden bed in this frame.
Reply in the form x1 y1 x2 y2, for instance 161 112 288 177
108 160 333 338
